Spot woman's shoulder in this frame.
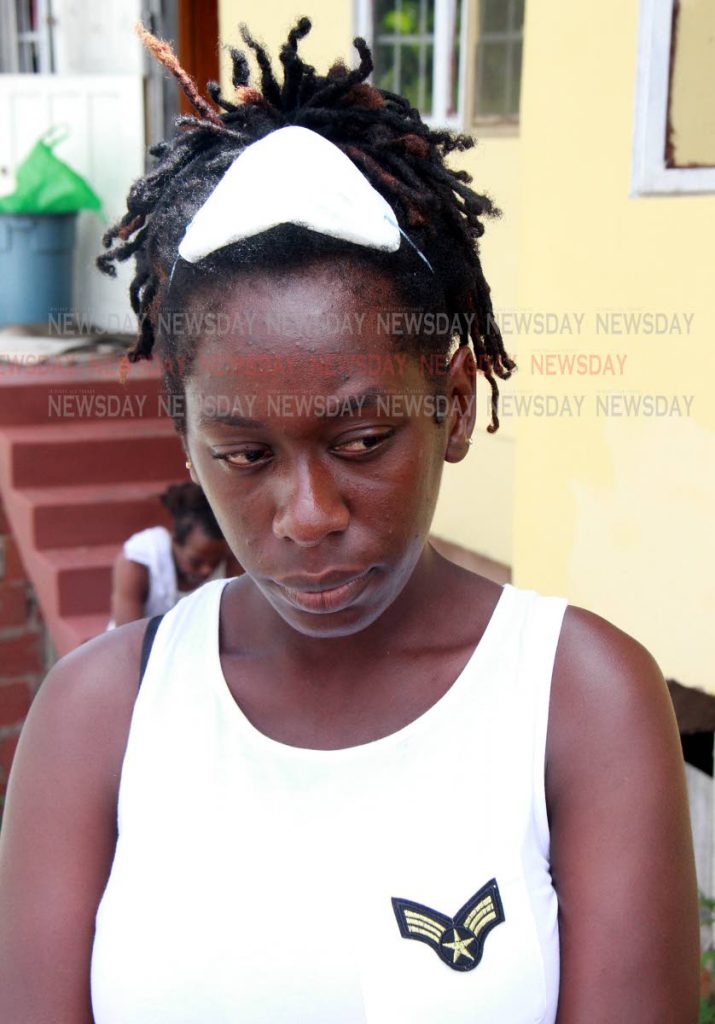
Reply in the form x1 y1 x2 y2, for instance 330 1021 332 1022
123 523 171 557
19 620 150 795
46 617 149 690
547 602 676 804
552 602 667 715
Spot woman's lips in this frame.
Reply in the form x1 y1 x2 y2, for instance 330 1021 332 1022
275 568 374 613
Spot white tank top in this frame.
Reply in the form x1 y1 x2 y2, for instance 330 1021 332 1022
91 577 567 1024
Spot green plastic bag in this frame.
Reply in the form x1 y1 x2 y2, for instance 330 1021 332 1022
0 127 101 214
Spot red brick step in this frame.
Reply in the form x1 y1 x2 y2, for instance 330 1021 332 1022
0 418 185 487
13 479 175 549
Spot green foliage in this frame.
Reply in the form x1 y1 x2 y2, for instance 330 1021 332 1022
381 8 416 34
701 892 715 1023
701 997 715 1024
377 2 433 36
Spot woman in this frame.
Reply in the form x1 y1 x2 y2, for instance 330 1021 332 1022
0 19 699 1023
108 481 238 627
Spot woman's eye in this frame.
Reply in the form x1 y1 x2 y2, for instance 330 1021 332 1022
334 431 394 455
215 448 270 468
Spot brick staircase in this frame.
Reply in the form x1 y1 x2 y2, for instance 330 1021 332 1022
0 355 185 657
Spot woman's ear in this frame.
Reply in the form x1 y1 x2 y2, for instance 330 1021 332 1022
443 345 477 464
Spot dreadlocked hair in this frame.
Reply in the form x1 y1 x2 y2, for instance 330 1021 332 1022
98 17 515 433
160 481 224 543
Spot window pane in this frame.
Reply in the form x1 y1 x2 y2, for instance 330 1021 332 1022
423 41 434 116
480 0 509 34
667 0 715 166
509 39 523 115
18 41 35 73
400 42 422 109
375 0 435 37
401 1 421 33
511 0 525 32
449 3 462 116
15 0 32 34
375 0 397 34
372 0 437 117
374 43 397 92
377 1 422 35
475 40 509 116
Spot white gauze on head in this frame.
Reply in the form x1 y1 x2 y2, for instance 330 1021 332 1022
178 125 401 263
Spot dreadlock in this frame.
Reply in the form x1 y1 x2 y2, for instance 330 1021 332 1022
98 17 515 433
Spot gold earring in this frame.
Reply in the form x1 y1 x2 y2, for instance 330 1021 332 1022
185 459 193 470
466 437 473 447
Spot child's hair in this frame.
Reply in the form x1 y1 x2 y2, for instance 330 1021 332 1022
160 482 223 544
98 17 515 432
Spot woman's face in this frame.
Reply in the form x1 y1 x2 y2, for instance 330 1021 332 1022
182 258 475 637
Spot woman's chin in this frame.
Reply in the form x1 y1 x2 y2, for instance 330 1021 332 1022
259 574 392 638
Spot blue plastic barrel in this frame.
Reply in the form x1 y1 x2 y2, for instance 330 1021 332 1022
0 212 77 326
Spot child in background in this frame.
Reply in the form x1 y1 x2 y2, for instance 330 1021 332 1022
108 481 240 626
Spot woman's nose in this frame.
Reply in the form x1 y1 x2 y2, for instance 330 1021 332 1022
272 457 350 546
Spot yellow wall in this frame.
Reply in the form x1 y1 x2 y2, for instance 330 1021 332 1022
515 0 715 690
218 2 353 86
434 137 520 567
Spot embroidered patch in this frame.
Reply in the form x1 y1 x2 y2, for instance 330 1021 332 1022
392 878 505 972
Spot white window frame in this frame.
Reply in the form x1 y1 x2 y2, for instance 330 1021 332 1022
354 0 469 130
632 0 715 195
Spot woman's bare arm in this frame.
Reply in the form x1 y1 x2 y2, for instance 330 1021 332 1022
548 606 700 1023
111 555 149 626
0 621 146 1024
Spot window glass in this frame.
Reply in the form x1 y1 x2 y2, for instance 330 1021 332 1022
511 0 525 32
474 0 524 122
373 0 436 116
423 41 434 115
481 0 509 34
477 40 509 116
449 1 461 115
510 38 523 115
666 0 715 167
401 42 422 108
374 42 397 92
369 0 461 123
375 0 397 29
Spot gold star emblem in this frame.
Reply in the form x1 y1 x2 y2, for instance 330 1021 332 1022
393 878 505 972
442 929 475 964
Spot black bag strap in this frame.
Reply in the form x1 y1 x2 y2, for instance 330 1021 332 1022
138 614 164 690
